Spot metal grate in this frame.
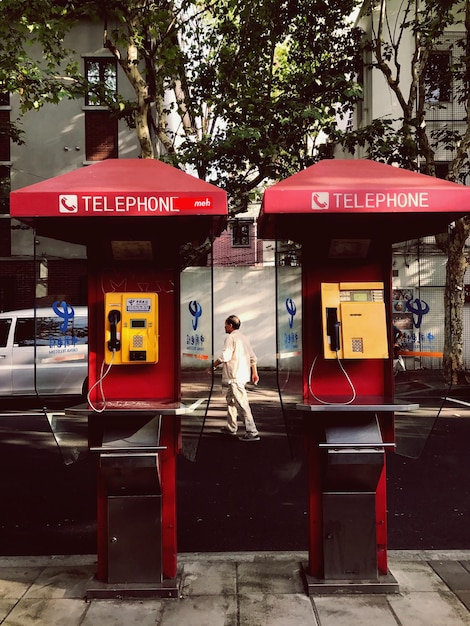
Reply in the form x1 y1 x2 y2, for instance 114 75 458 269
351 338 363 353
425 32 467 166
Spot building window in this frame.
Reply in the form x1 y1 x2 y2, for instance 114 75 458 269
0 165 10 214
231 221 251 247
85 58 117 106
425 52 452 103
0 111 11 163
15 315 88 347
0 93 11 212
84 58 118 161
434 162 450 180
0 318 12 346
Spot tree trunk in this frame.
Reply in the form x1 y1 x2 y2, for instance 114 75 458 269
134 97 154 159
104 33 155 159
438 221 470 384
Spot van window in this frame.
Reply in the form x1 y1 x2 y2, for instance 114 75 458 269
15 318 35 346
0 318 11 347
15 316 88 347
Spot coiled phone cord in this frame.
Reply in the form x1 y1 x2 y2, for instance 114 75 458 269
86 351 115 413
308 352 357 405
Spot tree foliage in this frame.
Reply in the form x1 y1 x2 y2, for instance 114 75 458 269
0 0 363 214
0 1 82 113
169 0 363 211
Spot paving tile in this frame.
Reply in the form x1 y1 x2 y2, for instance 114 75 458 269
2 598 87 625
457 560 470 577
0 567 42 599
180 561 236 596
159 595 237 626
0 600 18 621
313 595 398 626
21 565 95 599
388 590 470 625
389 560 444 592
429 560 470 592
83 599 163 625
388 550 425 562
455 590 470 612
240 592 318 626
421 551 470 562
237 560 304 594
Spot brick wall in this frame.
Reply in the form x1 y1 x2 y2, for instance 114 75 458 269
0 219 11 257
211 222 262 266
0 260 35 311
0 258 87 311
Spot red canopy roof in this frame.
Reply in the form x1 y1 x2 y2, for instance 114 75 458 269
259 159 470 242
262 159 470 214
10 159 227 218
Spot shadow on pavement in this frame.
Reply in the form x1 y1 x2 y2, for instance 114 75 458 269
0 369 469 556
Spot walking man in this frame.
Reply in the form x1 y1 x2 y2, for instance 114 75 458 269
212 315 260 441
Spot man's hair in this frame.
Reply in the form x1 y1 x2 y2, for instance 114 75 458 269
226 315 241 329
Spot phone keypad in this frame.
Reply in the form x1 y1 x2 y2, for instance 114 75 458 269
133 335 144 348
351 338 364 353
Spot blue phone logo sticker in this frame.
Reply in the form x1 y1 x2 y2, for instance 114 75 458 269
52 300 75 333
285 298 297 329
189 300 202 330
405 298 429 328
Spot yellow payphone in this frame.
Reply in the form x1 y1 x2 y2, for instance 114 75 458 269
104 292 159 364
321 282 388 359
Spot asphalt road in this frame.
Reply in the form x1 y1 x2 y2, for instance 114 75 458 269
0 370 469 556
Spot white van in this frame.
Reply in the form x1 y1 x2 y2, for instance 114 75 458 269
0 305 88 398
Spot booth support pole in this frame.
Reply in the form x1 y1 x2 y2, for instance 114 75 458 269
306 422 324 578
160 414 180 580
376 462 388 575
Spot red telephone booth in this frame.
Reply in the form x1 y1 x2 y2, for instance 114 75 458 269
259 159 470 593
10 159 227 598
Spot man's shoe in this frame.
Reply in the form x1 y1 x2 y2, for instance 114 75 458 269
238 433 260 441
220 427 237 435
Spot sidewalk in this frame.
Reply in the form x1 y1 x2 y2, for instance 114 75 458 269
1 550 470 625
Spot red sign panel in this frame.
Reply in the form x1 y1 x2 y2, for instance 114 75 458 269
10 159 227 218
57 193 216 215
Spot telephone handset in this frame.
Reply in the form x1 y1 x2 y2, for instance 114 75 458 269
107 310 121 352
326 307 341 352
